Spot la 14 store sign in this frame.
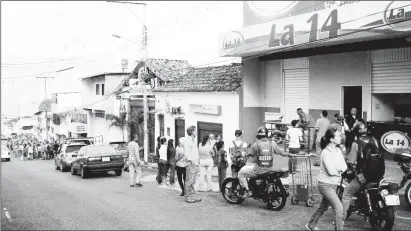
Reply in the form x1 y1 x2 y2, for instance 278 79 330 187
220 1 411 56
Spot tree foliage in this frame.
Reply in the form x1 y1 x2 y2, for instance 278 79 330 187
38 99 52 111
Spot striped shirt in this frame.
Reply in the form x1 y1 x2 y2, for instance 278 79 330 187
127 141 140 164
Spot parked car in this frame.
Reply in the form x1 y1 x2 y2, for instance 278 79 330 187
1 146 11 162
55 142 87 172
67 138 94 146
109 141 129 171
70 144 124 178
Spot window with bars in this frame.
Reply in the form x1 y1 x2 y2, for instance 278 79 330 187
95 112 105 118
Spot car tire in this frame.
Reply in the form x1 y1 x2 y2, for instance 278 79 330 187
55 161 60 170
61 163 66 172
115 169 122 176
71 165 77 175
81 166 88 179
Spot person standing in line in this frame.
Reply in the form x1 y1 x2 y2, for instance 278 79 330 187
22 143 28 161
181 126 201 203
315 110 331 154
198 136 214 192
155 136 162 185
345 108 361 153
216 140 228 191
297 108 313 148
158 137 169 188
127 134 143 188
175 138 188 196
166 139 176 188
306 126 347 231
286 120 303 173
28 143 34 160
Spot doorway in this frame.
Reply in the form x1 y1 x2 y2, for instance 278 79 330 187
197 122 223 144
342 86 362 117
175 119 185 146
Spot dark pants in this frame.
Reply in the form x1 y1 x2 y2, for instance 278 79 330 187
156 163 162 184
288 148 300 173
166 164 176 185
176 166 187 193
218 167 227 190
345 132 354 153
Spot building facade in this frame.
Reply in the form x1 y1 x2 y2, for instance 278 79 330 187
81 72 129 143
153 64 242 151
219 1 411 145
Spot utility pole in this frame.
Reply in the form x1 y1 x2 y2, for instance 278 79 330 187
36 76 54 142
107 0 148 163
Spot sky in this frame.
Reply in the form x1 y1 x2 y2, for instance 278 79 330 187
1 1 242 117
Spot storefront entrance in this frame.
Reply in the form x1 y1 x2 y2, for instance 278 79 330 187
197 122 222 144
342 86 362 118
175 119 185 146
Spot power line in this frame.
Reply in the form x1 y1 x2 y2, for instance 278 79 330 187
55 16 411 115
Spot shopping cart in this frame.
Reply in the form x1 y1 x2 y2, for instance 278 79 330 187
288 153 320 207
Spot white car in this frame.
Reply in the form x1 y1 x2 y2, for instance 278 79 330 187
1 146 11 162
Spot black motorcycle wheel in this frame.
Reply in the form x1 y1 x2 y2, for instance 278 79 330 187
405 182 411 209
221 178 244 204
369 206 395 231
266 184 287 211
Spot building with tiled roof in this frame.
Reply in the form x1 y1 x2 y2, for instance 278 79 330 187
152 63 243 154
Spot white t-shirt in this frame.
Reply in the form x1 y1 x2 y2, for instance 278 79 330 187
286 128 303 149
159 145 167 161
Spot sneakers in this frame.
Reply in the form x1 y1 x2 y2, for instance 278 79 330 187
241 190 253 199
135 183 143 187
305 224 318 231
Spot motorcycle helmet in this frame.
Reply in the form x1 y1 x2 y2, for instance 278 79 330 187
257 126 268 137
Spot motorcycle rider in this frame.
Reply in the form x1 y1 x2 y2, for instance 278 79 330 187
341 121 383 221
237 126 290 198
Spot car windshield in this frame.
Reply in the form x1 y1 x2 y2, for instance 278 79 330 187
110 143 127 150
66 145 85 153
86 146 116 156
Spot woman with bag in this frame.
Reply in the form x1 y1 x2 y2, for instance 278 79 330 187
175 138 188 196
158 137 169 188
216 141 228 191
166 139 177 187
198 136 214 192
306 126 347 231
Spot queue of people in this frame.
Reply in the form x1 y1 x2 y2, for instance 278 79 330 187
7 134 61 161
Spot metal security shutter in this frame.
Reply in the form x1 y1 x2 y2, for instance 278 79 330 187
371 48 411 94
283 69 309 123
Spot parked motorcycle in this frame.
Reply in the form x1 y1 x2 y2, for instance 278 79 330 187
337 169 400 231
221 155 289 211
393 147 411 209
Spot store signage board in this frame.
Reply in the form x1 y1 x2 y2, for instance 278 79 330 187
189 104 222 115
219 1 411 57
380 131 411 153
69 123 87 134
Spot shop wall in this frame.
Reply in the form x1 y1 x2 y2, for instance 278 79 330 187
309 51 371 122
156 92 240 146
371 94 395 122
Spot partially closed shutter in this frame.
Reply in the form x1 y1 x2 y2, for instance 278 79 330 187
283 69 309 123
371 61 411 93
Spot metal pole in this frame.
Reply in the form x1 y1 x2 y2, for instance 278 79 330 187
37 76 54 142
142 3 148 164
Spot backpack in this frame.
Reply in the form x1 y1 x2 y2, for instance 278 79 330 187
356 138 385 182
256 141 273 168
232 141 245 158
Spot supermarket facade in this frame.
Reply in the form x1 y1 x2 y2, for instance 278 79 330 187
219 1 411 144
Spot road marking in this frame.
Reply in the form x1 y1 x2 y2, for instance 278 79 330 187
3 208 13 222
396 215 411 220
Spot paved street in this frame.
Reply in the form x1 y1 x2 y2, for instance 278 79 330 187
1 147 411 230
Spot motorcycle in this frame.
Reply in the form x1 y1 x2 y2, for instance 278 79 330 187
221 155 289 211
392 147 411 209
337 169 400 231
